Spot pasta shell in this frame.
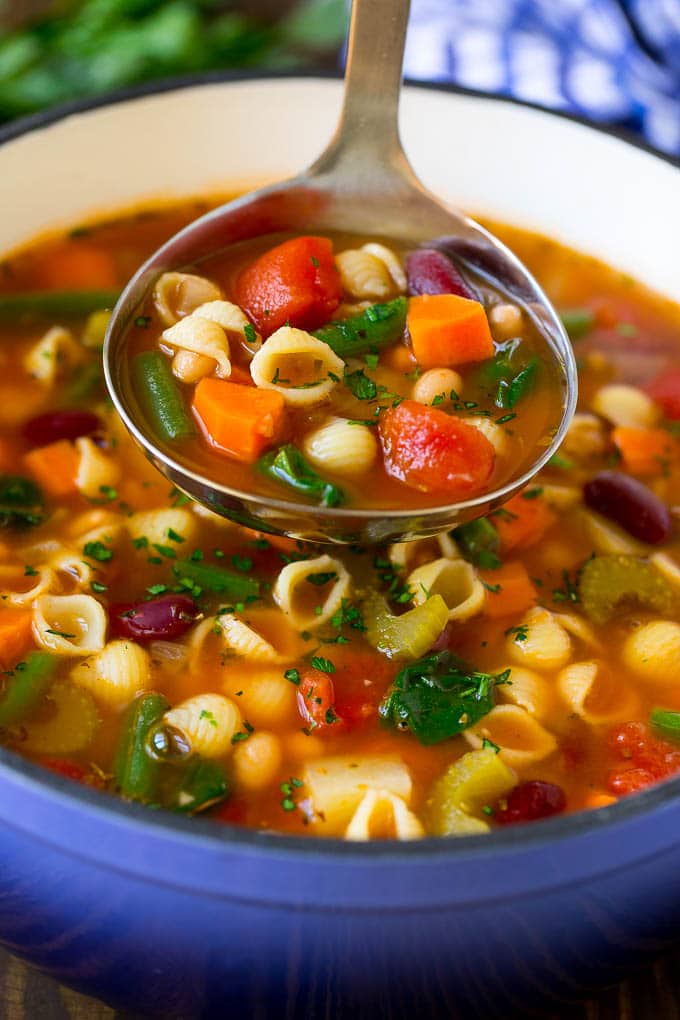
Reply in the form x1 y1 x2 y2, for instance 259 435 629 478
127 507 197 548
75 438 121 499
164 693 241 758
303 418 377 478
162 316 231 378
250 327 344 407
33 594 107 656
24 326 83 384
344 789 424 841
557 660 639 724
71 639 151 708
273 554 351 630
506 607 572 671
408 557 485 622
336 249 393 299
153 271 223 326
303 755 413 835
463 704 557 770
360 243 407 291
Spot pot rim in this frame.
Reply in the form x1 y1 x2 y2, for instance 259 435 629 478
0 70 678 866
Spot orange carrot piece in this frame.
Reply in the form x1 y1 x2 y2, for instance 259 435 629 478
583 791 617 810
611 426 678 476
193 378 287 463
407 294 494 368
23 439 79 497
480 561 537 618
0 609 35 670
494 491 556 553
38 243 118 291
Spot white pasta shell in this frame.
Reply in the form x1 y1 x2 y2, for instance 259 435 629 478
0 564 56 607
162 316 231 378
463 704 557 770
172 349 215 383
24 326 83 384
71 639 151 708
336 249 393 299
164 693 241 758
557 660 639 724
153 271 223 326
561 413 608 458
540 484 581 510
219 615 288 663
193 300 261 351
622 620 680 687
575 507 648 555
408 557 485 622
47 549 93 593
591 384 659 428
344 789 424 841
233 731 283 792
74 437 121 499
496 665 555 722
506 606 572 671
360 243 407 291
302 418 377 478
127 507 197 548
223 667 297 728
67 508 124 540
250 327 344 406
303 755 413 835
273 554 351 630
33 594 107 656
553 612 602 651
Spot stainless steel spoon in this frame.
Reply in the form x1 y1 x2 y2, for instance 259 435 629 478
104 0 577 545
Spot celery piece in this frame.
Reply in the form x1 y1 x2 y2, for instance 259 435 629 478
362 590 449 661
0 652 57 728
580 554 675 625
424 748 517 835
22 683 99 754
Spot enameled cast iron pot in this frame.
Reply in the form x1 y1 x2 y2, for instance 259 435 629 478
2 77 680 1020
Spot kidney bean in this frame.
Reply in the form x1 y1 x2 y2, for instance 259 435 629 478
109 595 199 644
583 470 672 544
23 409 101 446
406 248 478 300
494 780 566 825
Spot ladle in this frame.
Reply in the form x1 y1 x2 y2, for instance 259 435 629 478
104 0 577 545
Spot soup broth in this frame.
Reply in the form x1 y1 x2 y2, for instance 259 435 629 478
0 200 678 838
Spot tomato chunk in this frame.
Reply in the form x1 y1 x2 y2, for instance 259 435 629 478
646 369 680 420
297 669 342 730
379 400 495 496
234 236 342 336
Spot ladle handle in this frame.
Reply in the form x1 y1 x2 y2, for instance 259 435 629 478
309 0 415 186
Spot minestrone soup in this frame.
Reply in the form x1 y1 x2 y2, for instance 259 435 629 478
0 200 678 838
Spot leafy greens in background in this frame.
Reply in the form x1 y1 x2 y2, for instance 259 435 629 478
0 0 348 122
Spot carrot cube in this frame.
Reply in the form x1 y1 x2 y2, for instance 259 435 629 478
407 294 494 368
480 561 537 618
193 378 287 463
494 491 556 553
23 439 80 497
0 609 35 670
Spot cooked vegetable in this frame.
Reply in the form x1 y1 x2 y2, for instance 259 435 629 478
23 441 79 498
258 444 344 507
0 652 58 729
424 747 516 835
496 357 539 410
113 692 170 802
0 610 35 671
405 248 478 300
362 590 449 661
559 308 595 340
480 561 537 618
234 236 342 335
22 683 99 754
579 554 675 624
0 474 45 527
192 378 287 463
379 400 495 496
611 426 677 476
646 369 680 420
379 650 509 745
494 780 566 824
583 471 673 544
453 517 501 569
39 244 118 290
407 294 494 368
313 297 407 357
172 559 260 600
474 338 539 409
650 709 680 743
0 289 119 323
109 595 199 644
24 410 101 447
173 757 230 814
493 491 556 552
132 351 195 442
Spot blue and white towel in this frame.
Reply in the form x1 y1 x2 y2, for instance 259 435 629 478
403 0 680 155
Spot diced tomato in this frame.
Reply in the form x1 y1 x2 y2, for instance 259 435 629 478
606 721 680 795
379 400 495 497
332 650 393 731
234 236 342 336
646 369 680 420
212 796 249 825
42 759 89 783
297 669 341 730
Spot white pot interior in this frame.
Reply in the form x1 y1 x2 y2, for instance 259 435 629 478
1 78 678 299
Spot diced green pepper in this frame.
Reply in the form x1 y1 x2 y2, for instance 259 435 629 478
172 559 260 600
453 517 501 569
113 692 169 802
362 590 449 661
313 297 407 358
580 554 675 625
0 289 120 323
0 475 45 529
424 747 517 835
132 351 196 442
0 652 58 728
379 650 510 745
258 444 344 507
173 757 230 813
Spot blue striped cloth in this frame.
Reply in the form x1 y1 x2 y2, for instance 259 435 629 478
403 0 680 155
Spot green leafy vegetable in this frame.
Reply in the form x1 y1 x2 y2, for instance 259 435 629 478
172 757 230 814
453 518 501 569
258 444 344 507
0 475 45 529
344 367 377 401
380 650 509 745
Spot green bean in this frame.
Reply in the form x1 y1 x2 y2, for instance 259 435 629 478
0 652 58 729
172 559 260 600
258 444 344 507
560 308 595 340
313 297 407 358
132 351 196 442
113 692 169 802
0 290 120 323
651 708 680 743
173 757 230 814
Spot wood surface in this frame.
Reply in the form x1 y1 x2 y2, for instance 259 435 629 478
1 945 679 1019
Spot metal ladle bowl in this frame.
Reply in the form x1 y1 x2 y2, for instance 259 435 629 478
104 0 577 545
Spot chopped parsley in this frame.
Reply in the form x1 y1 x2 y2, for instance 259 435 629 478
83 540 113 562
311 655 335 674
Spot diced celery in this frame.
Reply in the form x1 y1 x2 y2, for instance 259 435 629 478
580 554 676 625
362 589 449 660
424 747 516 836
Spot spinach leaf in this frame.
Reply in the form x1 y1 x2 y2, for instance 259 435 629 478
0 475 45 528
258 444 344 507
379 650 510 745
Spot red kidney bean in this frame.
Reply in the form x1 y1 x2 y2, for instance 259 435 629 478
583 470 672 544
494 781 566 825
109 595 199 644
406 248 478 300
23 410 101 447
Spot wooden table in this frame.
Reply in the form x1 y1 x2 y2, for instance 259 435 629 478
2 945 680 1019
